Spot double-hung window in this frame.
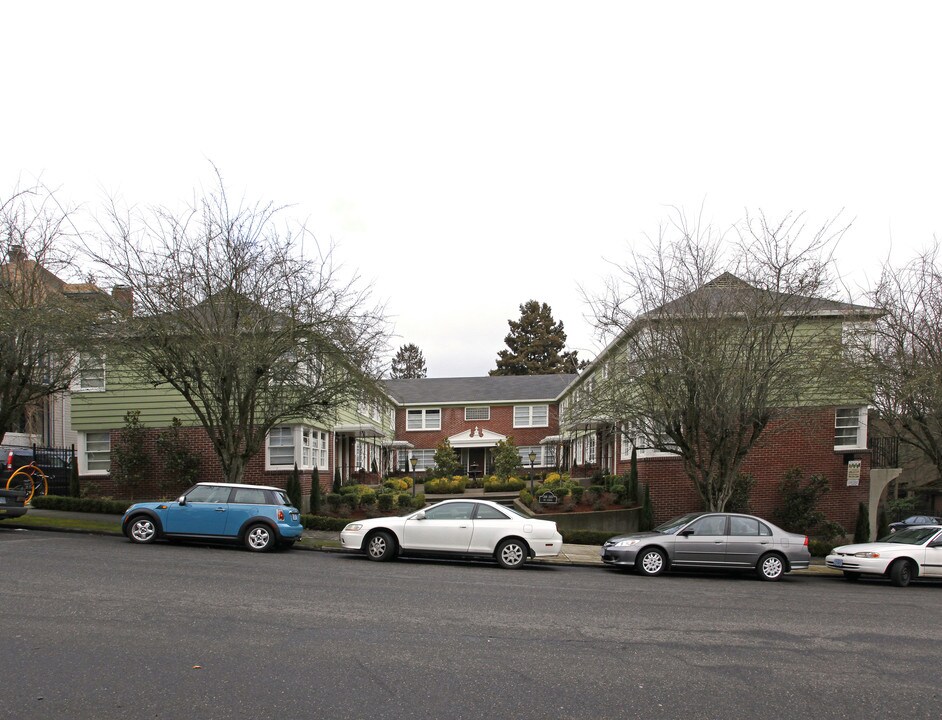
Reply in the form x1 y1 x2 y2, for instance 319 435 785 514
268 427 295 467
81 431 111 474
835 407 867 450
406 408 440 431
399 449 435 471
75 353 106 391
513 405 548 428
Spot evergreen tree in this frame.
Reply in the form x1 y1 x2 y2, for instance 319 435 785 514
640 483 654 531
490 300 581 376
310 466 322 514
391 343 428 379
286 463 302 509
333 466 342 493
853 502 870 543
110 410 149 499
430 439 461 479
628 445 639 502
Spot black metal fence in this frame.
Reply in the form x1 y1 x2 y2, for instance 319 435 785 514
2 444 75 495
868 436 899 469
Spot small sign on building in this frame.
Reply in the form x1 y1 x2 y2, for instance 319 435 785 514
538 491 558 505
846 460 861 487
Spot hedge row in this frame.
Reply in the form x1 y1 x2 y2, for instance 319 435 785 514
31 495 130 515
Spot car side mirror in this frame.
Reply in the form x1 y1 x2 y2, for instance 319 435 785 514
177 496 187 506
414 511 426 520
679 529 695 537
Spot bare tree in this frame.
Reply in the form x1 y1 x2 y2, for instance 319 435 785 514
0 185 103 441
91 172 390 484
579 209 875 511
863 242 942 481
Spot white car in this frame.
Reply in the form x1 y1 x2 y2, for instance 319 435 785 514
826 525 942 586
340 498 563 569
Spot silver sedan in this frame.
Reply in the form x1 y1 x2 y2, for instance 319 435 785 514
601 512 811 581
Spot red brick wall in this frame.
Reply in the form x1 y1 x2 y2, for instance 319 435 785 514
82 425 335 502
613 407 870 532
394 403 561 471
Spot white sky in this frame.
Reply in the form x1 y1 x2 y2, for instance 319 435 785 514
3 1 941 377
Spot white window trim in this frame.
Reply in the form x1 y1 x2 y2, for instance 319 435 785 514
78 430 111 475
513 404 549 429
406 408 441 431
266 425 330 471
400 449 435 471
73 353 107 393
834 407 868 451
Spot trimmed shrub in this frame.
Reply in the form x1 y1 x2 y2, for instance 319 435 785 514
383 478 411 492
484 476 526 492
301 514 352 532
32 494 130 515
377 493 394 512
325 493 343 513
396 492 416 510
286 464 302 509
808 539 836 557
424 476 467 494
562 529 615 545
519 489 533 506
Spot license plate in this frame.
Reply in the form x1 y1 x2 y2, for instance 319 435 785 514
832 557 843 567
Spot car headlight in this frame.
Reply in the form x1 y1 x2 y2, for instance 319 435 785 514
614 539 642 547
853 551 880 558
344 523 363 532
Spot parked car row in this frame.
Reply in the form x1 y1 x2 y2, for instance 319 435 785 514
119 483 942 587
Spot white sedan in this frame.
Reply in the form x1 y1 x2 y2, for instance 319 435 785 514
341 498 563 569
826 525 942 586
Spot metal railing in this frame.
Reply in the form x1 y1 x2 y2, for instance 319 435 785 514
868 436 899 469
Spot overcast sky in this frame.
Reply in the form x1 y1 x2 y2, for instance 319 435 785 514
3 2 941 377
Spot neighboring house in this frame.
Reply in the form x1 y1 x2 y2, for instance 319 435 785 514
382 375 576 477
70 363 396 501
556 274 884 531
0 244 126 449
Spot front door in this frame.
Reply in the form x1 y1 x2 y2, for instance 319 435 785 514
467 448 486 478
725 515 774 567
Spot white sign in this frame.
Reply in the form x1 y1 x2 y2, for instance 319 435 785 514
846 460 861 486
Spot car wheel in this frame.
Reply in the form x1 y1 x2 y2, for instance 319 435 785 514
889 559 914 587
495 538 528 569
128 515 157 544
365 531 396 561
244 523 275 552
757 553 785 581
843 571 861 582
636 548 667 576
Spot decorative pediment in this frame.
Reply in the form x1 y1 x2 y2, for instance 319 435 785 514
447 427 507 448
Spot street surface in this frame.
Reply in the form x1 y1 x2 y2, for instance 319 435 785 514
2 527 939 719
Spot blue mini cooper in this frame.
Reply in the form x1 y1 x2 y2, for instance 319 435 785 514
122 482 303 552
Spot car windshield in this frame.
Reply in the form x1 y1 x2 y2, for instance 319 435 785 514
653 513 704 535
878 526 941 545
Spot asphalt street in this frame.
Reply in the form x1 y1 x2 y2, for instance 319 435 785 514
2 527 940 720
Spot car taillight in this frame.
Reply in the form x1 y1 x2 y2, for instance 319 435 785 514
277 509 285 521
5 451 12 470
803 536 809 546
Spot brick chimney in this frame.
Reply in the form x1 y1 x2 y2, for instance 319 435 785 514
111 285 134 317
7 244 26 262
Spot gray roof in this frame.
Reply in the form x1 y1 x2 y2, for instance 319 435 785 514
383 374 578 405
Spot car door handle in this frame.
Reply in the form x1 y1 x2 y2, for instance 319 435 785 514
215 508 227 512
714 540 724 544
459 525 468 528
